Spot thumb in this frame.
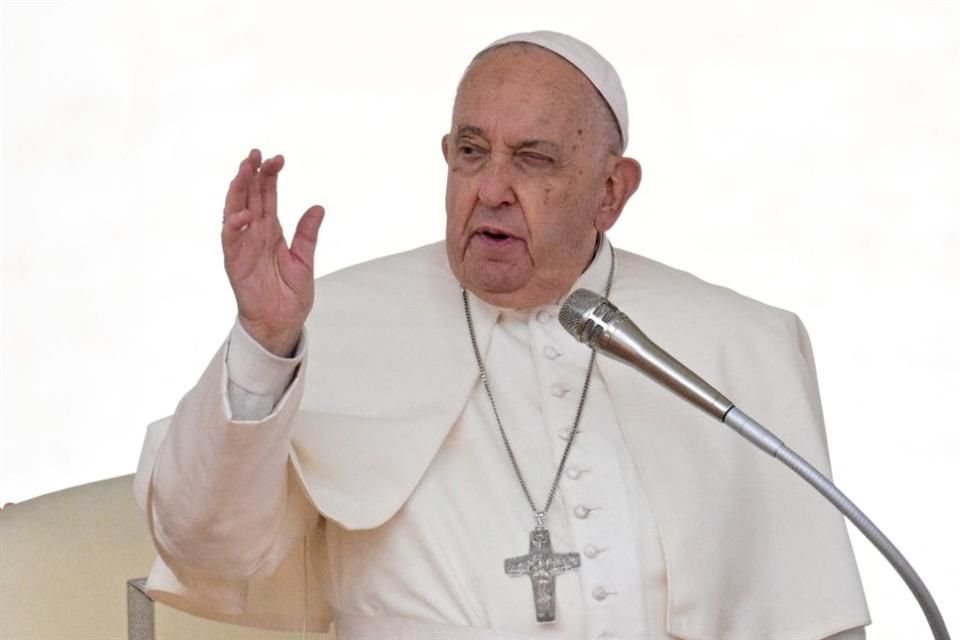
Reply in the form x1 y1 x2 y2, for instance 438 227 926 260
289 205 325 270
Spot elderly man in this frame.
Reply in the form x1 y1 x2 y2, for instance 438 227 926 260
136 32 870 639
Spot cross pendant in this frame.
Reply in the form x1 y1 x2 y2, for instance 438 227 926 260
504 527 581 623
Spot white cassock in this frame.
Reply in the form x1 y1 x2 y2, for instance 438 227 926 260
135 240 870 639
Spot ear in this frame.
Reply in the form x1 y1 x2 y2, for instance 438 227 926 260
441 134 451 164
595 157 642 233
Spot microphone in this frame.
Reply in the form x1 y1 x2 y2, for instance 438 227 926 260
559 289 734 421
559 288 951 640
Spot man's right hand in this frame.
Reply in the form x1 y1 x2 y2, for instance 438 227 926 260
221 149 325 357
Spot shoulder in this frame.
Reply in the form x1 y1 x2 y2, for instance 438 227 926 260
306 241 460 333
609 250 826 456
614 248 790 317
611 247 809 361
315 242 451 293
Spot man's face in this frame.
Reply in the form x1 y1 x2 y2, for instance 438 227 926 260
443 44 621 309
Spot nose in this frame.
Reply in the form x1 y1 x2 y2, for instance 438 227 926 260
476 155 517 208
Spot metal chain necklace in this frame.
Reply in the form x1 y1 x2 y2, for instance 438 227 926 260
461 243 615 624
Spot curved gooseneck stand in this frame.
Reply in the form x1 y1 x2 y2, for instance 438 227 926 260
560 289 951 640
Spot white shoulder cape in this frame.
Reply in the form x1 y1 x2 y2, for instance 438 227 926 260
137 242 869 639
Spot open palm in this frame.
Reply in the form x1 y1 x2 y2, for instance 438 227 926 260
221 149 325 356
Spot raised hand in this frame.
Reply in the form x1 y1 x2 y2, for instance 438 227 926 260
221 149 325 357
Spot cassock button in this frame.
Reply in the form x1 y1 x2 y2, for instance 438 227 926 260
574 504 599 519
550 382 571 398
558 428 572 441
536 310 552 324
542 346 562 360
592 586 616 601
566 466 582 480
583 544 605 559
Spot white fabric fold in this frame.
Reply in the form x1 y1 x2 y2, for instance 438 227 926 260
135 241 869 638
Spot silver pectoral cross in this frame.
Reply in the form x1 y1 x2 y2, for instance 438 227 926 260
504 527 581 623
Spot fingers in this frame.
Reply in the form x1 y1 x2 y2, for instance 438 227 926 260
223 149 263 218
222 207 255 230
245 151 284 220
260 154 285 176
224 155 252 218
247 166 264 218
220 149 289 253
220 207 257 250
289 205 326 270
261 154 284 220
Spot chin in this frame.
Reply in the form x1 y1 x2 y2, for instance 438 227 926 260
464 262 528 294
465 274 559 310
479 288 557 310
467 279 527 304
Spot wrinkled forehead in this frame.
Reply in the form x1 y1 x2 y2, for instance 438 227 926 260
452 45 604 143
465 31 629 150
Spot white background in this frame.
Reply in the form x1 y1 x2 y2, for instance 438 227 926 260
2 1 957 637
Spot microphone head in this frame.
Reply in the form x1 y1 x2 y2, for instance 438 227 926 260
559 288 621 346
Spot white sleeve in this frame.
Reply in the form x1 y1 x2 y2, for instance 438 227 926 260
145 324 316 608
225 320 303 421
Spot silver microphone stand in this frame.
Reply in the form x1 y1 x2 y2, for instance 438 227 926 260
560 289 951 640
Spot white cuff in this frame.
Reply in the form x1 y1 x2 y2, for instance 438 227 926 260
226 320 304 397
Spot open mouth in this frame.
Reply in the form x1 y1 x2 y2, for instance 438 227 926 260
473 225 521 245
481 230 512 241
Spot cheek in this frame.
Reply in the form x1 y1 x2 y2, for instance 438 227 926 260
445 173 477 242
525 180 598 260
542 186 554 209
535 180 584 233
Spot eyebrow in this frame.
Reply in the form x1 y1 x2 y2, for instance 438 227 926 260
455 125 485 139
515 139 561 155
455 125 562 155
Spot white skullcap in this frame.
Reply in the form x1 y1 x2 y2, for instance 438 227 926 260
482 30 629 150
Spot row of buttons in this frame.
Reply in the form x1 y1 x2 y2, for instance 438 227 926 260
568 451 613 601
537 311 565 404
536 307 620 625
